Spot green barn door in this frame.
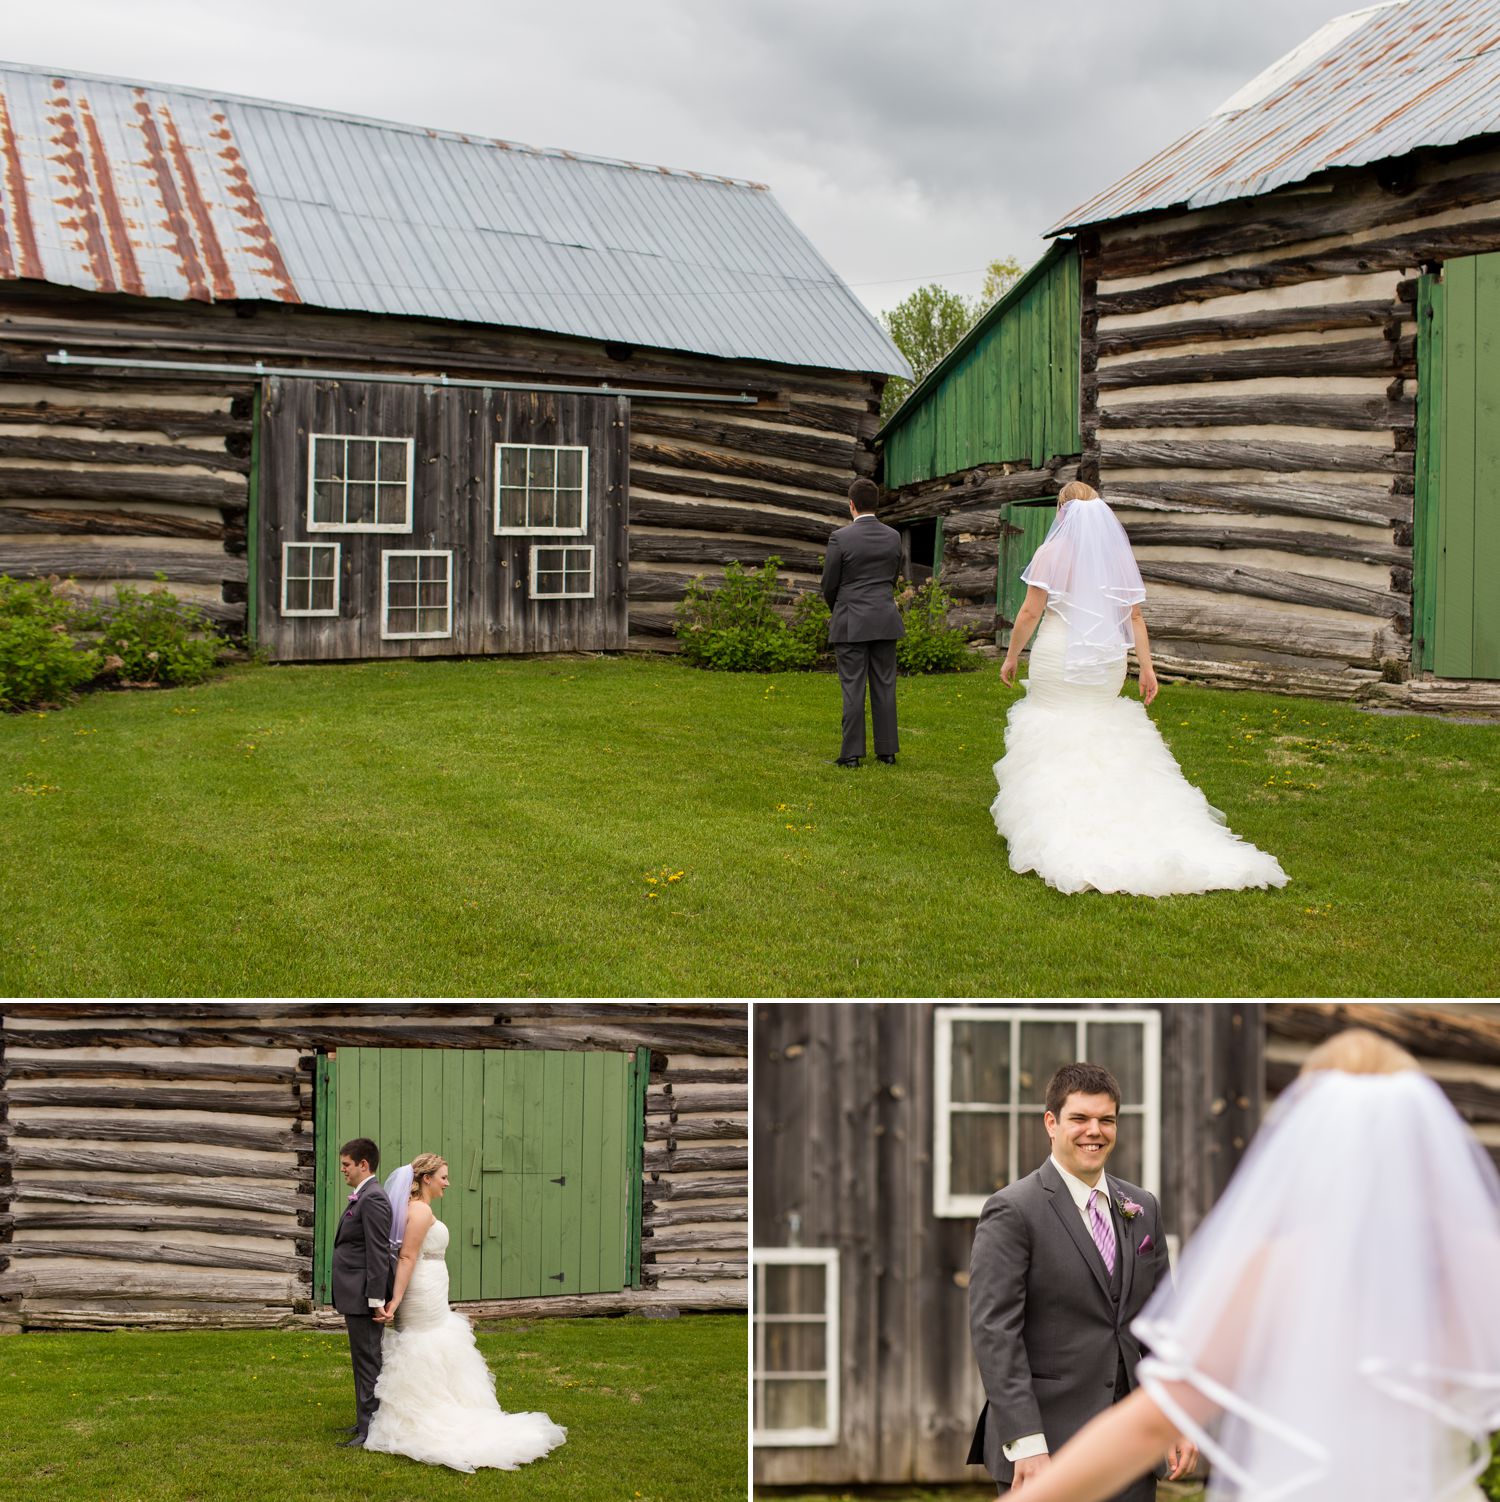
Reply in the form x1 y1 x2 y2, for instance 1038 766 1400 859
1417 254 1500 678
316 1047 647 1305
997 500 1057 646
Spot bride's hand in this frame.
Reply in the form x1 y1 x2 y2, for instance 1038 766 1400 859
1001 657 1019 687
1138 664 1158 706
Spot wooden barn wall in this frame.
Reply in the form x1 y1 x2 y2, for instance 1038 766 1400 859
0 1004 746 1331
751 1002 1261 1487
1083 143 1500 710
0 282 881 651
1264 1003 1500 1173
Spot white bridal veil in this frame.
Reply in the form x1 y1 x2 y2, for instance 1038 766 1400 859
1021 496 1145 683
383 1162 414 1251
1133 1070 1500 1502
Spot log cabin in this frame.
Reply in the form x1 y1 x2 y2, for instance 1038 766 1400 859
0 1002 748 1331
0 62 908 659
751 1001 1500 1487
881 0 1500 714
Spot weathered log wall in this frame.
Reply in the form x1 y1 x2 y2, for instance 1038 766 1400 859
0 1004 747 1331
1082 143 1500 710
0 283 881 651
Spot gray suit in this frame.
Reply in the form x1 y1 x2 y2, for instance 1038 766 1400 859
332 1178 394 1438
968 1159 1170 1501
821 515 905 761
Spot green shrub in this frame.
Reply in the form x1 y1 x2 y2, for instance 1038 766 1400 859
674 559 824 672
78 579 225 687
0 576 101 711
896 577 980 674
1482 1433 1499 1502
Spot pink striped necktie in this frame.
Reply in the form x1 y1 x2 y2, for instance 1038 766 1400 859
1087 1188 1117 1274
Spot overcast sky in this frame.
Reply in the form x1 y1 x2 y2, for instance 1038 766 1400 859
5 0 1371 318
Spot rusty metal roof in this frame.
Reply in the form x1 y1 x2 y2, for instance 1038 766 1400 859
0 61 908 376
1050 0 1500 234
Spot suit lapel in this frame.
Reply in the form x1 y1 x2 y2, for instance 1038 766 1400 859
1109 1178 1136 1309
1040 1158 1113 1305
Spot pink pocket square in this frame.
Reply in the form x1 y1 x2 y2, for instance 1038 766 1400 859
1138 1235 1153 1253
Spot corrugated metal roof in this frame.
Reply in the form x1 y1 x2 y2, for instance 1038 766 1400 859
1050 0 1500 234
0 61 909 377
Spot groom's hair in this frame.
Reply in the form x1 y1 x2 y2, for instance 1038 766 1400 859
1045 1063 1121 1118
848 477 879 513
340 1137 380 1172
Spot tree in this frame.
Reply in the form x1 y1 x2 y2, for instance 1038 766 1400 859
879 283 976 422
977 255 1024 309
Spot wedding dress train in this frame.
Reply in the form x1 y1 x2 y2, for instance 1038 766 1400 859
362 1218 566 1472
991 613 1288 896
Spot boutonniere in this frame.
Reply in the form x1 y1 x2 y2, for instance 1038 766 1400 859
1116 1195 1143 1220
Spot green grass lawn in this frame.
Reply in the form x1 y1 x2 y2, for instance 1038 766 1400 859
0 1315 746 1501
1 654 1496 995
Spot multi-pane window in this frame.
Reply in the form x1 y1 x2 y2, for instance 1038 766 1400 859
381 550 452 639
752 1249 839 1447
933 1008 1160 1218
495 443 588 534
530 545 595 599
308 435 413 532
281 542 340 616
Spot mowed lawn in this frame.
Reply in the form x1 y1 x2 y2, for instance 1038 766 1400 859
1 654 1496 996
0 1316 746 1502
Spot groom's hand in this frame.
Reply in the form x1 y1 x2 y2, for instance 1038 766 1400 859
1011 1455 1051 1490
1164 1436 1198 1480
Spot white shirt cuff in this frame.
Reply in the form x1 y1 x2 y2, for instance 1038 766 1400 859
368 1297 384 1308
1003 1433 1048 1461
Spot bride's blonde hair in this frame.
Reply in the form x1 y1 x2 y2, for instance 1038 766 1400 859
409 1152 447 1198
1299 1026 1418 1077
1058 480 1100 503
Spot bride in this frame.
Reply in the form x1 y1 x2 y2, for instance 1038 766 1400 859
1006 1027 1500 1502
362 1153 567 1473
993 481 1288 896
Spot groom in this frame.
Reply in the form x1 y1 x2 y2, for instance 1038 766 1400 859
333 1138 393 1448
967 1063 1196 1498
821 477 905 767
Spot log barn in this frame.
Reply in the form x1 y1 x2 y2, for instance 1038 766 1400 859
0 62 908 658
0 1003 748 1332
881 0 1500 714
751 1001 1500 1488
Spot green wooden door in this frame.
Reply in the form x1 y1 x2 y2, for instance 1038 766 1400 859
314 1047 647 1305
1416 254 1500 678
996 500 1057 646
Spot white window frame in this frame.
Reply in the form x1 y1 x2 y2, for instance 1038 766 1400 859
752 1247 839 1448
529 544 595 600
306 433 414 534
494 442 589 536
933 1007 1161 1219
380 549 453 640
280 541 341 617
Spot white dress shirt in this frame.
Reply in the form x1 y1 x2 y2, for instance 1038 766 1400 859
1001 1158 1115 1462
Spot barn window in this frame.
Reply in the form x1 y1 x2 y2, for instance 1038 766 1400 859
933 1008 1160 1218
307 435 413 532
529 545 595 599
381 550 452 639
752 1248 839 1446
494 444 589 534
281 542 340 616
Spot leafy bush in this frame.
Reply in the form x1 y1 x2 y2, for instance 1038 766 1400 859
78 580 225 687
1482 1434 1499 1502
674 559 824 672
896 577 980 674
0 576 101 711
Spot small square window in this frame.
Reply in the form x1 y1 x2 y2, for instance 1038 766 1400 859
494 444 589 535
308 435 414 533
381 551 452 639
753 1249 839 1447
530 545 595 599
281 542 340 617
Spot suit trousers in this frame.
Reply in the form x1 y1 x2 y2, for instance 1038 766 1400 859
344 1312 384 1435
835 640 898 761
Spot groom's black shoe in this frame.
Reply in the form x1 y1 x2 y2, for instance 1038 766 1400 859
877 754 897 765
833 757 862 768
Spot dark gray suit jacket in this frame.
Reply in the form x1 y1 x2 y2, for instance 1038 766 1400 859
821 516 905 644
967 1158 1169 1484
331 1177 394 1317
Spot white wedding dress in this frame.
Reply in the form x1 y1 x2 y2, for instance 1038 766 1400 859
991 612 1289 896
362 1218 567 1472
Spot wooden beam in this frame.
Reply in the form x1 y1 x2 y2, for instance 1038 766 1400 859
9 1117 301 1153
12 1146 309 1182
0 544 244 585
0 401 246 439
882 459 1077 525
1122 520 1409 568
1096 300 1401 356
630 464 849 518
644 1145 747 1173
0 506 227 541
4 1084 297 1115
0 434 247 474
1097 393 1414 431
640 1175 746 1201
643 1202 747 1228
1144 599 1403 665
0 1057 299 1084
6 1239 309 1274
627 494 836 545
1102 439 1408 475
1266 1003 1500 1068
15 1180 304 1214
644 1228 747 1253
644 1116 748 1142
627 532 824 574
631 410 859 470
0 468 246 508
1094 337 1410 390
1266 1056 1500 1123
12 1207 301 1239
1138 560 1407 620
1105 479 1406 527
0 1267 303 1301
